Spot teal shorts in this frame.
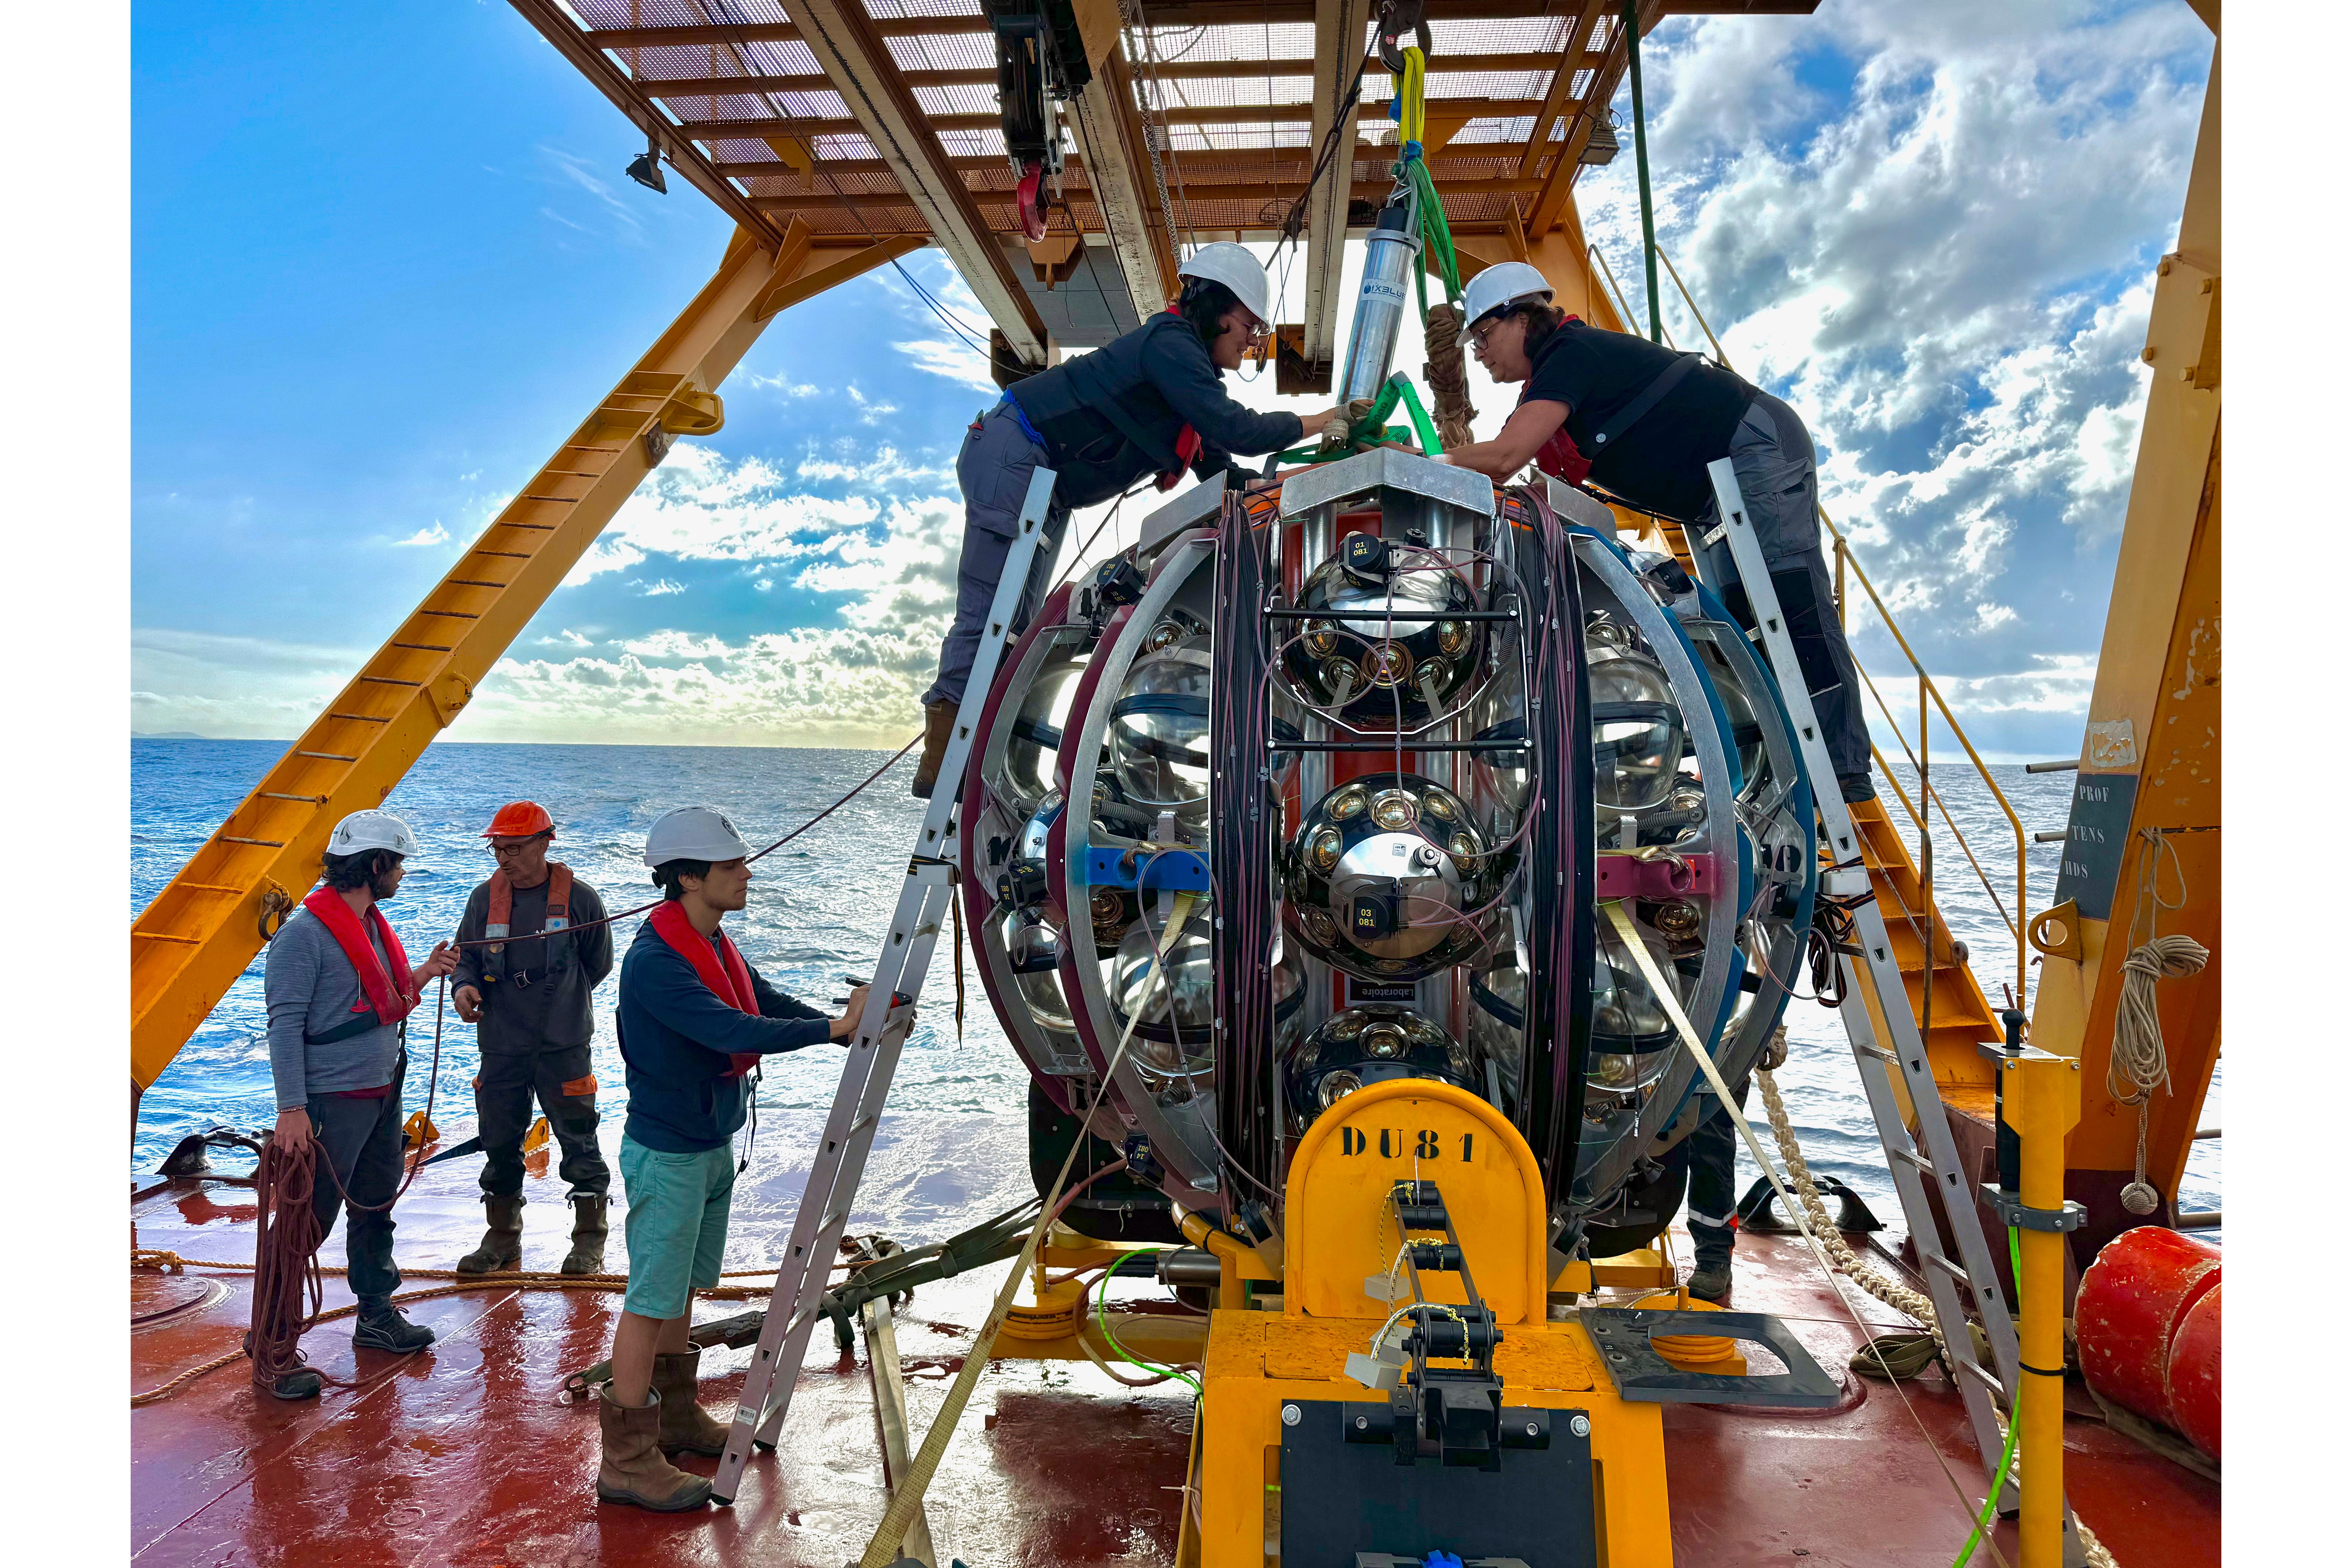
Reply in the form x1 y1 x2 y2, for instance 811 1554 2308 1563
618 1135 737 1321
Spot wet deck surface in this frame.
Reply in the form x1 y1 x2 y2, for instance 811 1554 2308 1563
131 1112 2218 1567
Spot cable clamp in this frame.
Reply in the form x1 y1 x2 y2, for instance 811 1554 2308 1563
1978 1184 2087 1233
2018 1361 2066 1378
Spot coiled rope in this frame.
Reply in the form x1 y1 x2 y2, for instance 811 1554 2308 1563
2111 827 2206 1217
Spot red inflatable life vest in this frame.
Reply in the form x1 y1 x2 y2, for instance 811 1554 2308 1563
299 886 418 1031
649 899 764 1079
484 863 573 959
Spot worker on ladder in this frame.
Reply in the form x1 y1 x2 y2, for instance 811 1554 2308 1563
596 806 886 1512
259 809 459 1399
448 800 616 1278
911 243 1349 797
1437 262 1875 804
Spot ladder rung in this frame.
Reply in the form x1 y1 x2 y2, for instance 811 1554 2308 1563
390 641 452 652
417 610 480 620
295 751 356 762
260 792 322 803
520 493 580 504
359 676 421 686
447 579 509 589
1954 1354 2008 1397
1856 1044 1897 1064
133 930 202 944
1924 1251 1972 1284
217 835 285 847
326 713 389 724
1897 1149 1935 1174
471 550 530 559
492 521 557 531
176 882 246 894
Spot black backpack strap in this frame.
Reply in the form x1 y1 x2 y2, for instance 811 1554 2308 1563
1587 352 1705 452
305 1006 384 1046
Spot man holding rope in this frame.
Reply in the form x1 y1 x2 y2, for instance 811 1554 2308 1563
596 806 889 1512
258 809 458 1400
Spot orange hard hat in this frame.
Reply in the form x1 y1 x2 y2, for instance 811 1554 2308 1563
482 800 553 839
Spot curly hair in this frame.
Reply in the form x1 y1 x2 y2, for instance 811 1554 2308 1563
321 847 402 896
650 858 714 901
1507 299 1571 357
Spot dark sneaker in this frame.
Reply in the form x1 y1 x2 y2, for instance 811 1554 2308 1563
266 1363 324 1400
352 1301 436 1355
1686 1259 1732 1303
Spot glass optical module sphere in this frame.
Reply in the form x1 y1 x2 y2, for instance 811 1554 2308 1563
1282 773 1508 983
1585 916 1688 1105
1279 537 1484 721
1586 624 1687 814
1105 639 1213 827
1106 911 1216 1086
1284 1005 1476 1126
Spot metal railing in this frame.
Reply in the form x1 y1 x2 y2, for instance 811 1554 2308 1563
1586 239 2032 1000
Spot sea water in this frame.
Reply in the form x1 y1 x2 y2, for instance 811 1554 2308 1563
130 741 2220 1242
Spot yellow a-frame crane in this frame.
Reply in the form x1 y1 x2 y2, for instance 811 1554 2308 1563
128 221 919 1115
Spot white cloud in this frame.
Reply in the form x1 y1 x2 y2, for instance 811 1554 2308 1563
538 628 598 648
393 523 450 548
637 578 687 597
894 337 998 395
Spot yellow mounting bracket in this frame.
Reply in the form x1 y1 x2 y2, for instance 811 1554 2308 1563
658 379 725 436
2026 899 2083 962
424 669 474 729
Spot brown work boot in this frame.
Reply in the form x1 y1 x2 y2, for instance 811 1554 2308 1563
651 1348 734 1456
910 699 959 799
456 1194 524 1275
597 1385 714 1512
561 1195 609 1276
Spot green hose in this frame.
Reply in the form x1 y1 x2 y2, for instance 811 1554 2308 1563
1953 1228 2026 1567
1097 1247 1203 1396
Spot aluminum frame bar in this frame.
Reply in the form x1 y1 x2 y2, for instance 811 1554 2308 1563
710 467 1061 1505
1695 458 2084 1557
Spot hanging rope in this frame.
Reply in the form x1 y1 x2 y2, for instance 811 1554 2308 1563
1422 302 1474 448
2112 828 2206 1217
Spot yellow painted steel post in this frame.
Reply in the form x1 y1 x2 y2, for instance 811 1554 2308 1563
2004 1048 2084 1568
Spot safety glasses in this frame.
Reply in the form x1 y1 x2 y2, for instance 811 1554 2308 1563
488 834 551 858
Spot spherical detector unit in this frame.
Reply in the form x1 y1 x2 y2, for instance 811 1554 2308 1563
1282 773 1507 982
1284 1004 1475 1125
1280 539 1483 720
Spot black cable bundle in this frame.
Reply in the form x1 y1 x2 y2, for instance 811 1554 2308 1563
1210 493 1279 1198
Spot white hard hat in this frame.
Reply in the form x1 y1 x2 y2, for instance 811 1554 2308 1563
1177 242 1272 326
643 805 753 867
1461 261 1554 330
326 809 419 859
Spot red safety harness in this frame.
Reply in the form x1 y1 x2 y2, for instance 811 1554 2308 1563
648 900 763 1079
298 887 418 1043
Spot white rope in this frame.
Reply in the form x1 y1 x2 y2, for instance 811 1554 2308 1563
2110 934 2207 1215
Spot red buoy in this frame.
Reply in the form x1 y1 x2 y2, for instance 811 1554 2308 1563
2164 1282 2221 1459
2075 1226 2219 1430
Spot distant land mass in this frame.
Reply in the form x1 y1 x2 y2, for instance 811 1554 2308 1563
133 731 213 740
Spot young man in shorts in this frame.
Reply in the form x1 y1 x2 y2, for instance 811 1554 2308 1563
596 806 881 1511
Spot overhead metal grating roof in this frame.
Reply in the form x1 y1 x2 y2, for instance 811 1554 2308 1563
509 0 1766 250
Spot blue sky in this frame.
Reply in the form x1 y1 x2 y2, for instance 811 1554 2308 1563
133 1 2215 759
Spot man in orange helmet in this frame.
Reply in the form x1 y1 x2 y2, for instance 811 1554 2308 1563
448 801 616 1275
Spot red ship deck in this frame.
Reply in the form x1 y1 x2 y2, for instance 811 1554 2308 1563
130 1112 2218 1567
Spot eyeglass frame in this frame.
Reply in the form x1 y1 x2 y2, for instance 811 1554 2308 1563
487 832 553 858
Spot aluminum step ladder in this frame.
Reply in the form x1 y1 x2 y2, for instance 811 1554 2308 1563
1695 458 2080 1556
710 467 1061 1507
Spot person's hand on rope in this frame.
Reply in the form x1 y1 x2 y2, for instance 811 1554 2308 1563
411 941 459 988
272 1105 313 1153
453 984 484 1023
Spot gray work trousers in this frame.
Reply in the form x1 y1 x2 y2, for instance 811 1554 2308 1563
474 1042 609 1201
923 406 1071 709
1698 393 1874 785
303 1082 407 1303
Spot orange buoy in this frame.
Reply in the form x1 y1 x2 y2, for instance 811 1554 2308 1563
2075 1226 2219 1430
2164 1282 2221 1459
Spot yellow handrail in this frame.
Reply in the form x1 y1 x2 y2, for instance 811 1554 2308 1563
1615 240 2031 1000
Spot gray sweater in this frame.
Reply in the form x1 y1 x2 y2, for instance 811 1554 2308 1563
263 905 408 1109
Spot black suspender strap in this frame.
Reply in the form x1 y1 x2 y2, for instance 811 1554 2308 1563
1587 352 1705 451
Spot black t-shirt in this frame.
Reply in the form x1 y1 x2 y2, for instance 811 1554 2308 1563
1519 321 1758 522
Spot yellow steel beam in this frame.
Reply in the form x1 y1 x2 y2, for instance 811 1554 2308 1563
635 51 1586 100
129 227 912 1095
2028 38 2220 1218
1066 4 1179 318
1525 3 1653 239
1516 1 1615 181
1299 0 1375 382
787 0 1051 365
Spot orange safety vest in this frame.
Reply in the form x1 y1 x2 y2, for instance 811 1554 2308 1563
481 863 573 982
